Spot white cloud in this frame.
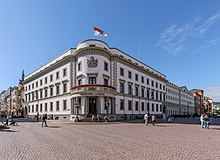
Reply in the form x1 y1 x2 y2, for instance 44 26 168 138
204 86 220 102
156 12 220 55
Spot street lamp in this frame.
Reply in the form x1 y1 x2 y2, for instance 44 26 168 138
74 101 80 122
104 99 110 118
147 89 150 114
187 101 191 118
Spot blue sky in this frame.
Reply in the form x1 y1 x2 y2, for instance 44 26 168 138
0 0 220 101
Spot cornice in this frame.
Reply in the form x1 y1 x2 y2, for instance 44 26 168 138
24 55 71 84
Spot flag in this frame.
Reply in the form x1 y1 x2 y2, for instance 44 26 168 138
93 27 109 36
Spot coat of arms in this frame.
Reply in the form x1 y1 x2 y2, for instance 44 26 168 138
87 56 98 68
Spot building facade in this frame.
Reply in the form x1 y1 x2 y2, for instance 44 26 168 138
166 83 195 116
190 89 204 115
24 39 167 121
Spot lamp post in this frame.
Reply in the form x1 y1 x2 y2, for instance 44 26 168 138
187 101 190 118
104 99 110 118
74 101 80 122
147 89 150 115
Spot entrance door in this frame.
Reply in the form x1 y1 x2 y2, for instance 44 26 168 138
89 98 97 114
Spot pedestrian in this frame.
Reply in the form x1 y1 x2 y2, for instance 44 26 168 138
144 113 148 125
97 114 100 122
42 113 48 127
1 114 4 124
152 115 156 126
200 114 204 128
204 115 210 129
5 115 9 126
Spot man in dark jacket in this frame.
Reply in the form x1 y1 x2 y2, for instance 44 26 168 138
42 113 48 127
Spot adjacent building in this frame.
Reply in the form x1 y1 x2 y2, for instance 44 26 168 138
190 89 204 115
166 83 195 116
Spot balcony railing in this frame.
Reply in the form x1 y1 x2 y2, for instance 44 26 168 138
71 84 116 95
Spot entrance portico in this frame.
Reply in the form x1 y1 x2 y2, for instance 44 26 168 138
70 84 116 119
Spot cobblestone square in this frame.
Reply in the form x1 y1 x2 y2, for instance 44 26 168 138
1 120 220 160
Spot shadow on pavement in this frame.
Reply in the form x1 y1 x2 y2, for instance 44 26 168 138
210 127 220 131
0 128 18 132
48 126 61 128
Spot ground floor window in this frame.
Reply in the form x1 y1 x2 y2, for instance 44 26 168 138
120 99 124 110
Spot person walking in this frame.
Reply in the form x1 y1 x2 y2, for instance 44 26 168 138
5 115 9 126
204 115 210 129
152 115 156 126
144 113 148 126
200 114 204 128
42 113 48 127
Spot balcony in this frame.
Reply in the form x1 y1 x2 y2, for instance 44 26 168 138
71 84 116 96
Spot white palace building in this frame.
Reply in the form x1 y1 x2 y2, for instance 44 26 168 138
24 39 167 121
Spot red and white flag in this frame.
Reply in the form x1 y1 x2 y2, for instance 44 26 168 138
93 27 109 36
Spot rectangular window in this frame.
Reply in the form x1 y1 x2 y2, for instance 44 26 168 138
32 83 34 89
147 78 149 85
56 101 59 111
160 84 162 90
40 104 42 112
135 101 138 111
128 84 132 95
78 62 82 71
50 102 53 112
63 83 67 93
120 82 124 93
32 105 34 112
63 100 67 111
50 87 53 97
120 68 124 76
40 80 42 86
104 62 108 71
128 100 132 110
151 90 154 99
104 79 108 85
45 103 48 112
78 79 82 85
29 85 30 90
160 104 162 112
36 104 38 112
156 104 158 112
141 88 144 97
156 92 158 100
151 80 154 87
141 76 144 83
45 77 47 84
36 92 38 100
89 77 96 84
141 102 144 111
63 68 67 77
152 103 154 112
135 86 139 96
40 90 43 99
156 82 158 88
36 81 38 88
32 92 34 101
56 85 60 95
45 89 48 98
120 99 124 110
28 106 30 113
135 74 138 81
56 72 59 79
128 71 132 79
50 74 53 82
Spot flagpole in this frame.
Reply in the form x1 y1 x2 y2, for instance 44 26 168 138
138 45 141 61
